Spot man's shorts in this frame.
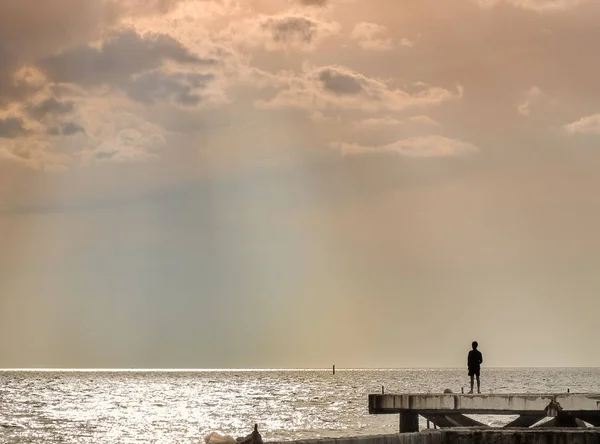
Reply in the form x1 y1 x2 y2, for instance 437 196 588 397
468 368 480 377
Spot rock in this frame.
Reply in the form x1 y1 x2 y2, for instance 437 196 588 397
236 424 263 444
204 431 237 444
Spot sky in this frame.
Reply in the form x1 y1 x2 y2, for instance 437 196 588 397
1 0 600 369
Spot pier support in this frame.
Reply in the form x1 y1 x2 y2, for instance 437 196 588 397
399 411 419 433
576 414 600 427
539 414 588 428
504 415 545 428
422 414 486 429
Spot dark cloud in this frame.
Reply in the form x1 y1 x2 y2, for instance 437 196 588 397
62 122 86 136
262 16 318 44
118 0 192 16
317 68 363 95
296 0 329 6
0 117 27 138
40 30 214 87
47 123 85 137
33 29 218 108
128 71 215 106
0 0 191 62
26 98 75 120
94 150 119 160
0 0 194 103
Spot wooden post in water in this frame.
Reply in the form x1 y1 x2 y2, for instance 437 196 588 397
332 365 335 375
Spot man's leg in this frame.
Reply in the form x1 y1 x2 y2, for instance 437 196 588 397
476 374 481 394
469 375 474 394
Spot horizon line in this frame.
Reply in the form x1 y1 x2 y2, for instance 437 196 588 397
1 366 599 372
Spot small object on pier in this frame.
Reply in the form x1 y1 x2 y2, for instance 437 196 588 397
333 365 335 375
443 388 453 394
461 387 464 394
568 389 570 393
382 385 385 394
545 400 562 417
427 419 430 429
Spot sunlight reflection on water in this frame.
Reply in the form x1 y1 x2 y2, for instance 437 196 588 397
0 368 599 443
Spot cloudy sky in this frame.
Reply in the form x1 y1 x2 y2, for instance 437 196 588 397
1 0 599 369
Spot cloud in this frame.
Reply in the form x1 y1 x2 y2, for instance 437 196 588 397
40 30 214 87
295 0 329 5
0 85 170 169
357 115 441 128
61 122 86 136
407 115 441 126
473 0 584 11
0 0 113 104
26 98 75 120
357 117 405 127
318 68 363 94
332 136 479 157
258 65 462 112
35 30 220 108
291 0 355 7
564 114 600 135
0 26 223 170
265 16 322 46
0 0 191 88
517 86 542 116
0 137 71 171
75 109 167 164
128 70 216 106
0 0 192 57
117 0 194 16
0 117 28 139
350 22 413 51
222 14 340 51
47 123 85 136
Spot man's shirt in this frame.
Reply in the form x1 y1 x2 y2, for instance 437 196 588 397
468 350 483 369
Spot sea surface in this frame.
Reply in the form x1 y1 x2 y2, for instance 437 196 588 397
1 368 599 443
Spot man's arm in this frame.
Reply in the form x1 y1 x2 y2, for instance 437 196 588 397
479 352 483 365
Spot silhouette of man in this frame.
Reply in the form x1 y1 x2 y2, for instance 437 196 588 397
467 341 483 394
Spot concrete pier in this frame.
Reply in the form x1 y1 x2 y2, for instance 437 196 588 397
271 429 600 444
442 429 600 444
271 431 443 444
369 393 600 433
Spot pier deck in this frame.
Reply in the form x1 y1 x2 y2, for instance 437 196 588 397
368 393 600 433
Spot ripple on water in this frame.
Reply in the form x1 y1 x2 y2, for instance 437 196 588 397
0 368 598 443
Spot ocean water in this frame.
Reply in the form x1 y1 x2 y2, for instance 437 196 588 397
0 368 599 443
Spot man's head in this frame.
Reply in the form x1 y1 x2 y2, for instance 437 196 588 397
472 341 478 349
